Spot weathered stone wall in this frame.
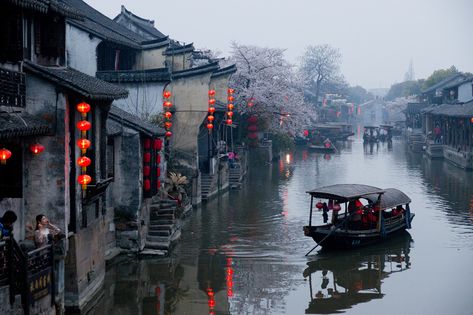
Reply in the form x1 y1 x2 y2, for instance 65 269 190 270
112 81 165 117
136 48 167 70
0 286 23 315
166 52 192 72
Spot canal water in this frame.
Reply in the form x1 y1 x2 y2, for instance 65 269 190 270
92 137 473 315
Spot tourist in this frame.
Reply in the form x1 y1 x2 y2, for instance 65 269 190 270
0 211 17 239
34 214 62 248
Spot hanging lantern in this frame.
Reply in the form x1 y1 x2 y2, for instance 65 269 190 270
144 138 151 149
163 101 172 108
207 115 215 122
165 131 172 138
0 148 12 165
208 98 216 105
163 91 171 98
247 101 254 107
247 125 258 132
76 102 91 118
247 132 258 139
227 96 234 102
247 116 257 123
144 152 151 163
29 143 45 155
164 121 172 129
227 104 234 111
227 111 234 118
207 123 213 130
77 156 91 167
208 90 216 96
144 179 151 191
470 117 473 123
208 107 216 114
154 138 163 151
157 154 161 164
77 138 91 153
77 120 91 131
164 111 172 119
226 119 232 125
227 88 234 94
143 165 150 177
157 167 161 177
78 174 92 190
157 179 161 189
316 202 324 209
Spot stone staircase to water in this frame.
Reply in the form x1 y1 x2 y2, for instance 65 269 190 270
408 133 425 152
229 164 243 189
201 173 213 202
142 198 180 256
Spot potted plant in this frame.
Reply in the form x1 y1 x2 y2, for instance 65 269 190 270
164 172 189 204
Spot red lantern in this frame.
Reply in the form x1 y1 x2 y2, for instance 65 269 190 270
157 168 161 177
165 131 172 138
29 143 45 155
164 111 172 119
143 165 150 176
227 104 234 111
247 125 258 132
247 102 254 107
157 179 161 189
226 119 232 125
208 90 216 96
247 116 257 123
144 179 151 191
207 115 215 122
163 101 172 108
227 111 234 117
303 130 309 137
0 148 12 165
227 88 235 94
144 152 151 163
470 117 473 123
208 98 216 105
144 138 151 149
156 154 161 164
208 107 216 114
227 96 234 102
247 132 258 139
77 138 91 151
207 123 213 130
164 121 172 129
76 102 91 116
163 91 171 98
78 174 92 190
154 138 163 150
77 156 91 167
77 120 91 131
316 202 324 209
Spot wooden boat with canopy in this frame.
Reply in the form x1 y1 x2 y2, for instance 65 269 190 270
303 184 414 250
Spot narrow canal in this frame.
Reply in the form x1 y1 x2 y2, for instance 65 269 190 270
92 137 473 315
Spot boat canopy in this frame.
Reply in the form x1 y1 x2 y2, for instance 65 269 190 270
365 188 411 209
306 184 384 202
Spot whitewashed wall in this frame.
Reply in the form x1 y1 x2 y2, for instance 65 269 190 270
458 82 473 102
66 24 101 76
112 81 165 119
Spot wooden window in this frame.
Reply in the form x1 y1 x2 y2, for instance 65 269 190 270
0 3 22 62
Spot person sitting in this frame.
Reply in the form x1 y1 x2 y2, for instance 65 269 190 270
34 214 62 248
392 205 404 216
0 211 17 239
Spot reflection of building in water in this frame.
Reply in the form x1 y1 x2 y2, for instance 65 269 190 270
303 231 413 314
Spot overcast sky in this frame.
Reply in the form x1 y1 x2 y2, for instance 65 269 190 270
85 0 472 90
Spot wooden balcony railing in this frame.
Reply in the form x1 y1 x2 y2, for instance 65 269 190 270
1 237 54 315
0 67 26 107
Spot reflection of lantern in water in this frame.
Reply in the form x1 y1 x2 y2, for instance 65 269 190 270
226 257 234 297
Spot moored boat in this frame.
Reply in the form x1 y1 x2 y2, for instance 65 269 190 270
303 184 414 250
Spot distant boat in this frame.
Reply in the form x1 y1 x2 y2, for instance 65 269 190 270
307 139 336 153
303 184 414 250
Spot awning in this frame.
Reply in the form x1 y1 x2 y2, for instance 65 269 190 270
0 111 51 139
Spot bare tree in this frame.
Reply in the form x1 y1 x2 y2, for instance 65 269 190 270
299 44 342 107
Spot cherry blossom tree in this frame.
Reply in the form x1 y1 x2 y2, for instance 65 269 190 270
228 42 316 136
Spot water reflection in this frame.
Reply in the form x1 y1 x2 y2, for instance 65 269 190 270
303 231 413 314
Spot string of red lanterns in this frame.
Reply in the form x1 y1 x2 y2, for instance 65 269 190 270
207 89 215 131
155 138 163 190
226 88 235 125
163 90 173 138
143 138 152 193
76 101 92 190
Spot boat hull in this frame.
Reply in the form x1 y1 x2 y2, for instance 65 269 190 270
304 214 415 249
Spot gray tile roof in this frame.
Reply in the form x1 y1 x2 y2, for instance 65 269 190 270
0 111 51 139
6 0 83 19
23 61 128 100
164 43 194 55
442 75 473 90
114 6 166 40
108 106 165 137
63 0 146 49
97 68 171 83
427 100 473 117
422 74 465 94
211 65 237 78
172 62 219 80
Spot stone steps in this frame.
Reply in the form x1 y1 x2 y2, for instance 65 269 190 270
144 198 180 254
